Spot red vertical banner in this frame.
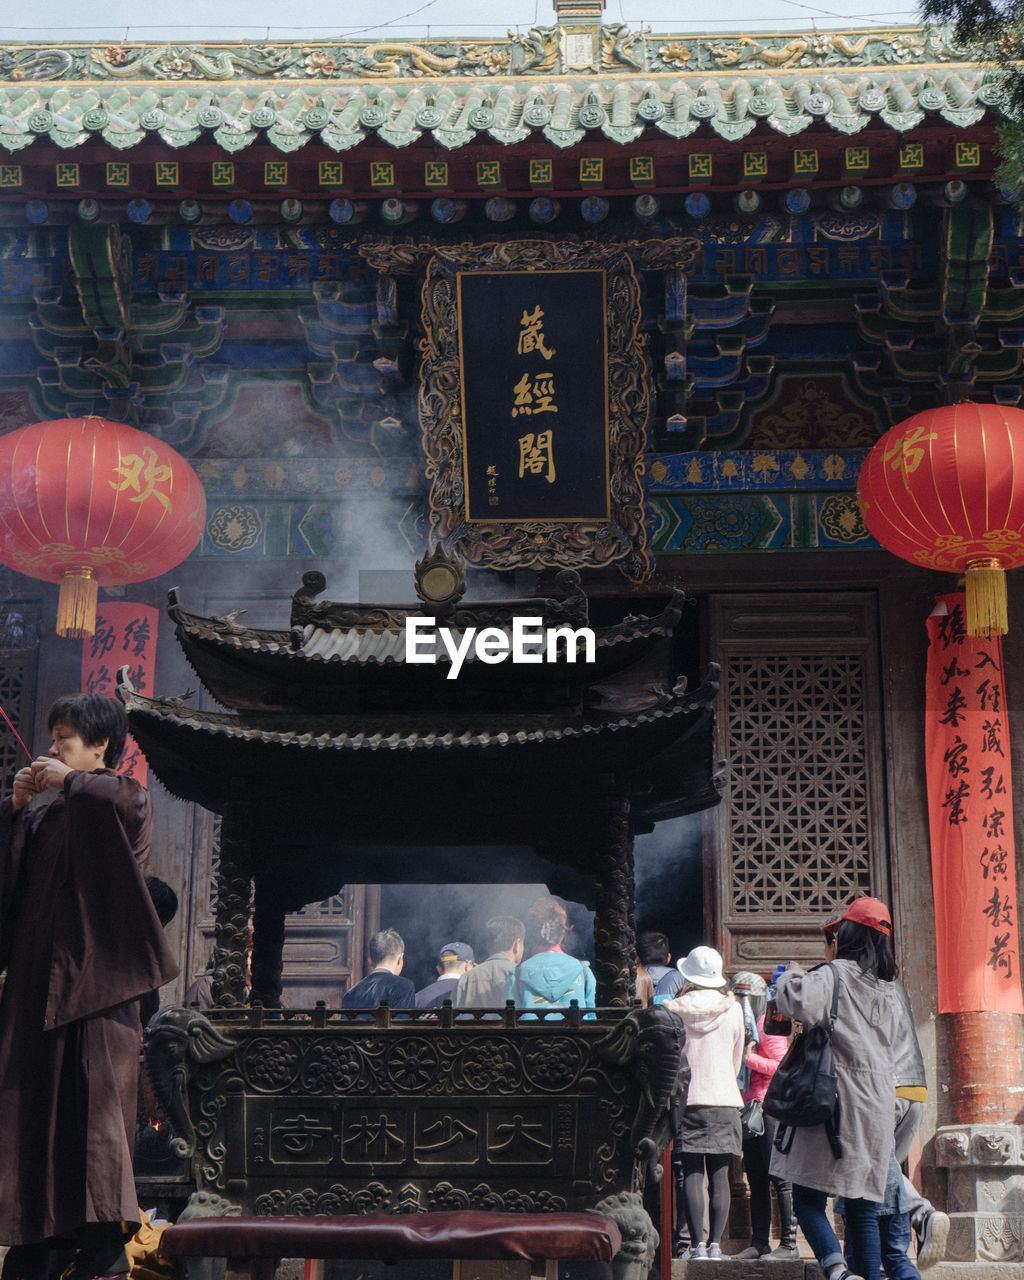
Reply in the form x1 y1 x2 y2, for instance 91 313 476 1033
80 601 159 785
926 592 1024 1014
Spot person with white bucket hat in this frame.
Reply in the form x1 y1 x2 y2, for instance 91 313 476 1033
663 946 745 1260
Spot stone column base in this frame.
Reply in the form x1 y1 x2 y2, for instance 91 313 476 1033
945 1212 1024 1265
936 1123 1024 1264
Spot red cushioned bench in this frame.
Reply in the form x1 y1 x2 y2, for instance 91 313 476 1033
159 1209 623 1280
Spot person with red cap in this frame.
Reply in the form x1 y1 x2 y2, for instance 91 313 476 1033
768 896 901 1280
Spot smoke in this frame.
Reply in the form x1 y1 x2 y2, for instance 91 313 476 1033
379 881 594 992
373 814 705 993
634 812 705 962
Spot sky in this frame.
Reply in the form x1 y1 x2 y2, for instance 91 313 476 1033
2 0 927 43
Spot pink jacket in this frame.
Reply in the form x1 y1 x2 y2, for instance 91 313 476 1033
742 1013 788 1103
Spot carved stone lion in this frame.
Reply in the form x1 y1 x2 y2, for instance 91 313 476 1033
594 1190 658 1280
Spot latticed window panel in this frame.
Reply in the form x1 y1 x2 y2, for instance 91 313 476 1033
0 610 39 796
208 815 220 912
0 657 32 794
727 651 874 915
289 890 351 919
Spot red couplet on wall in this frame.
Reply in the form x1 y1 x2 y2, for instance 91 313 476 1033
925 592 1024 1014
80 601 159 785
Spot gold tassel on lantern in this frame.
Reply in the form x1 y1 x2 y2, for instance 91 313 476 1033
965 557 1008 637
56 567 99 638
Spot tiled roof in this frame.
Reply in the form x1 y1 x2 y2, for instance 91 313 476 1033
120 685 706 750
118 671 721 825
0 25 1004 153
171 607 680 668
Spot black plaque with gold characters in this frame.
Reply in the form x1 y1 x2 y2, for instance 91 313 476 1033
358 235 701 580
457 269 609 522
413 239 652 580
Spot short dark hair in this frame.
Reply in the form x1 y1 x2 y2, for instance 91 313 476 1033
368 928 404 966
833 919 897 981
48 694 127 768
145 876 179 927
637 930 671 967
485 916 525 955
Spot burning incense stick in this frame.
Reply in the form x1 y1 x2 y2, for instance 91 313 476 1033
0 702 33 762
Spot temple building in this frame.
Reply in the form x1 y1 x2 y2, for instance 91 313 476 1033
1 0 1023 1266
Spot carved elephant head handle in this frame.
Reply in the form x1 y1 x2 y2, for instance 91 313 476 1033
595 1006 688 1189
144 1005 237 1157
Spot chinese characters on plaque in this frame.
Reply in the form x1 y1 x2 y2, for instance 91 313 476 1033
80 602 159 784
925 593 1024 1013
457 270 610 521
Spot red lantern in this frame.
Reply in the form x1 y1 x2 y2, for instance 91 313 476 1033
857 403 1024 636
0 417 206 638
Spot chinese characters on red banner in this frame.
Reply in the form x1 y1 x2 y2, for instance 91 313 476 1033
80 602 158 785
925 593 1024 1014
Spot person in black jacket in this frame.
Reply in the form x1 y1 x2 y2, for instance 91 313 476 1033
415 942 474 1008
341 928 415 1009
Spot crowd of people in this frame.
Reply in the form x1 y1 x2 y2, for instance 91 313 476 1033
0 699 949 1280
341 895 595 1014
649 900 949 1278
342 897 948 1278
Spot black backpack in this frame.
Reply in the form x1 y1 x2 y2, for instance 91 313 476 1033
762 962 843 1159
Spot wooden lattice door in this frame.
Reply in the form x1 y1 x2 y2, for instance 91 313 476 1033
709 593 889 975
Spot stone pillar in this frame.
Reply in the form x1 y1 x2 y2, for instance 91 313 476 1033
590 781 636 1007
212 783 254 1008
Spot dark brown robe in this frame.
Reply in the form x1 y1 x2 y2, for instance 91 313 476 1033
0 769 179 1246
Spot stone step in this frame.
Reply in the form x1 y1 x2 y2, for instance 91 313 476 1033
670 1261 808 1278
670 1263 990 1278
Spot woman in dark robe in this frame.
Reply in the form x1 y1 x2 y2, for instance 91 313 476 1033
0 695 178 1280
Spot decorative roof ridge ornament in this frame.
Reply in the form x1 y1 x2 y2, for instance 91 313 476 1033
0 23 986 86
553 0 605 25
285 561 592 634
117 664 196 713
415 544 466 611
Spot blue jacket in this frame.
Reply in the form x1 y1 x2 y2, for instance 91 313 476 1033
647 963 685 998
507 949 596 1012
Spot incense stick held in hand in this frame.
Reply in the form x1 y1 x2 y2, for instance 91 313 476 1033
0 703 33 762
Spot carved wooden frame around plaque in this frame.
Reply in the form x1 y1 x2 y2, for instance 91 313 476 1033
416 239 651 580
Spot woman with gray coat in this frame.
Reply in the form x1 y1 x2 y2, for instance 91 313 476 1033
769 896 901 1280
